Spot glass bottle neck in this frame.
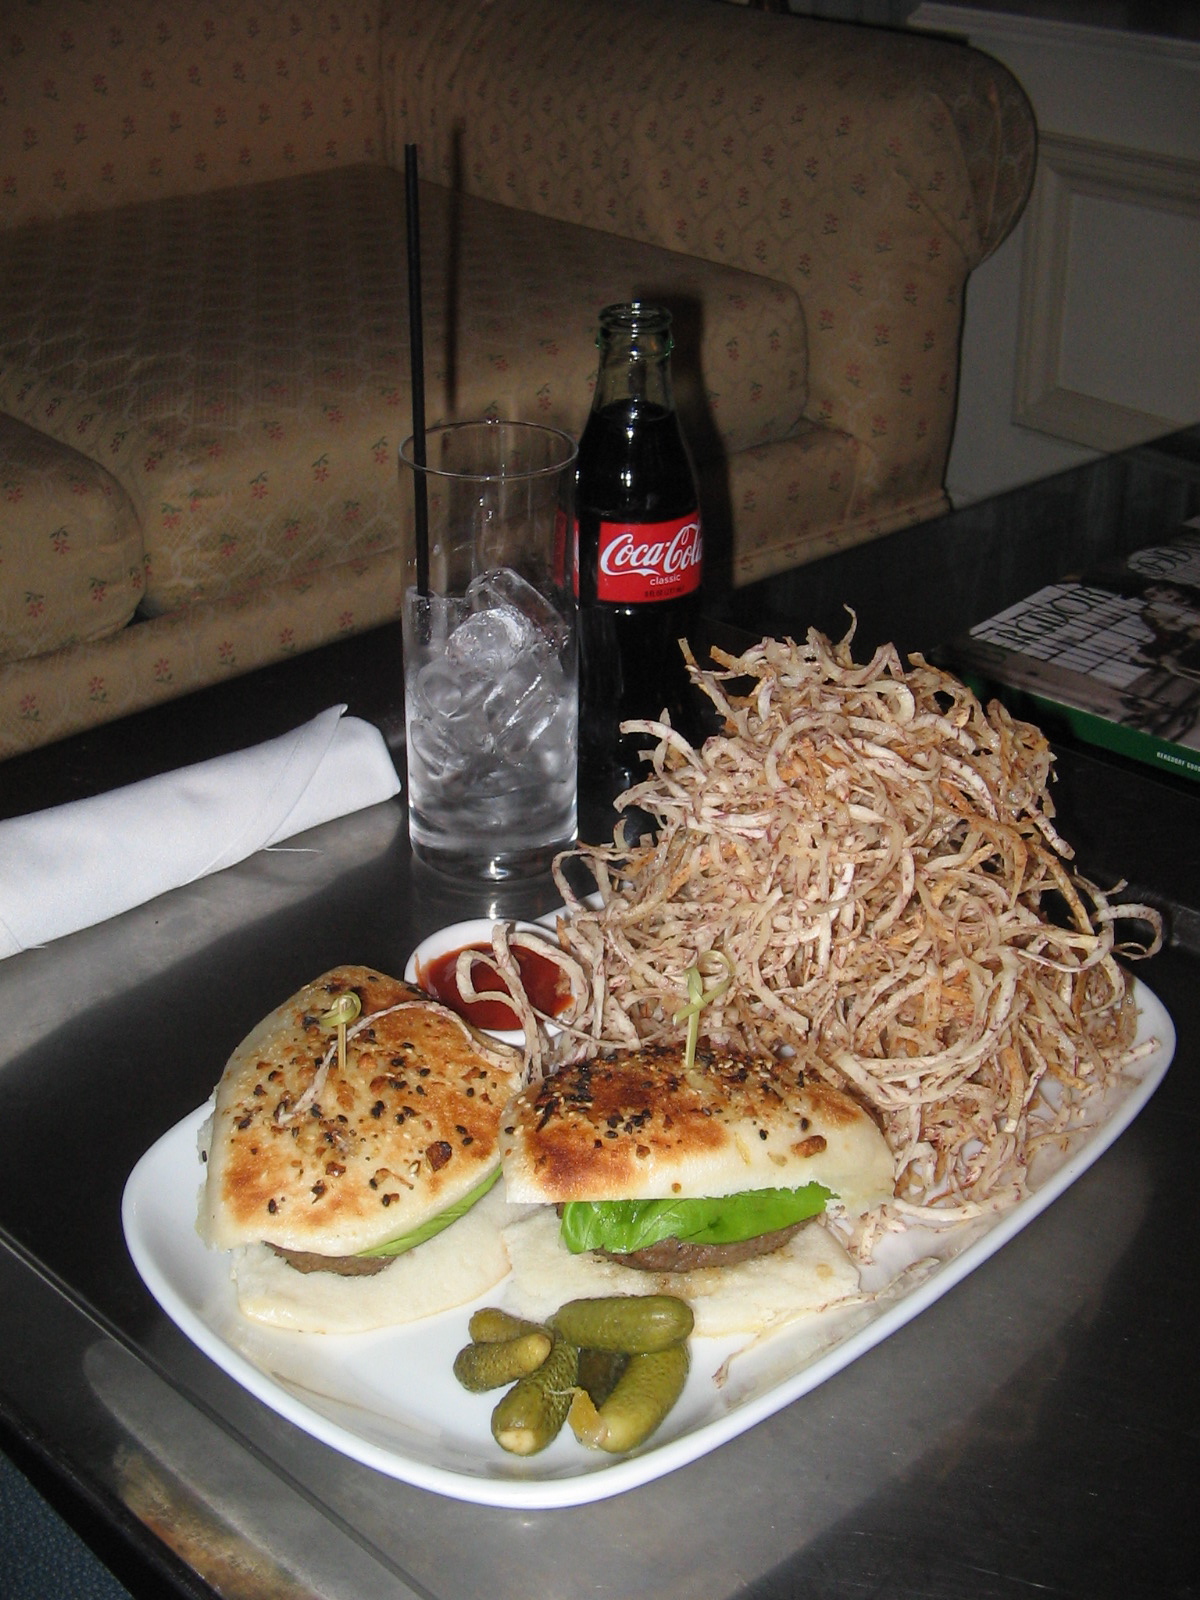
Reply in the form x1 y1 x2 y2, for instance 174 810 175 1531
591 305 676 414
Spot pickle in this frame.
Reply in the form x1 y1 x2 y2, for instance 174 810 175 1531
453 1330 553 1393
491 1337 579 1456
568 1343 690 1454
550 1295 694 1354
468 1306 548 1344
576 1346 629 1408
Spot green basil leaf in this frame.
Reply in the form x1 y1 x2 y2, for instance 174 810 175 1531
356 1165 501 1259
559 1183 832 1256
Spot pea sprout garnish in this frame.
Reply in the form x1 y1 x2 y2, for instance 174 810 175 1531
319 991 362 1074
673 952 734 1070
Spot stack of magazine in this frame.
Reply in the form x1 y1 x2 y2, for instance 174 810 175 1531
948 517 1200 782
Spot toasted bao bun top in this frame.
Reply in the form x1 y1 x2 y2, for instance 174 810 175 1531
199 966 523 1257
499 1041 894 1217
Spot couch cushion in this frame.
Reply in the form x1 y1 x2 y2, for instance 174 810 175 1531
0 545 405 758
0 164 806 613
0 413 143 664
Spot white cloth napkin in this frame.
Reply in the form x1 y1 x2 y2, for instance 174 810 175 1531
0 705 401 959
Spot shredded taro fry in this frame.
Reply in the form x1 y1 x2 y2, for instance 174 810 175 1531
533 627 1163 1223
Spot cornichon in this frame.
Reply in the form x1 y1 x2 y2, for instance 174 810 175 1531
576 1346 629 1409
453 1330 553 1393
468 1306 548 1344
568 1344 691 1454
491 1337 579 1456
550 1295 694 1353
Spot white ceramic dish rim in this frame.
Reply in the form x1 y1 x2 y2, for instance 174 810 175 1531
122 977 1175 1511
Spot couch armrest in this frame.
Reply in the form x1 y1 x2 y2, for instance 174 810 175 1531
384 0 1035 507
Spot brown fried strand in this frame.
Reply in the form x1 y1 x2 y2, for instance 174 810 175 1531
540 626 1162 1219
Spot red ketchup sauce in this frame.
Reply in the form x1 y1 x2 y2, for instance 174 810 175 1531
419 943 569 1030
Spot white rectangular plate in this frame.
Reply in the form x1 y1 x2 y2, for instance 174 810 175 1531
122 980 1174 1509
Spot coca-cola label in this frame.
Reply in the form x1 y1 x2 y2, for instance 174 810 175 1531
552 505 569 588
593 514 702 603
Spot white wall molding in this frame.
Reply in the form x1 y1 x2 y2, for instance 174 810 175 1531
908 3 1200 505
912 5 1200 68
1013 134 1200 452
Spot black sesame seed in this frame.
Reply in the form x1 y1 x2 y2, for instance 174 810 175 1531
536 1096 560 1132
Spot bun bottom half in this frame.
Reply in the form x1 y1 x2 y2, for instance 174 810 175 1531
501 1207 862 1338
230 1182 514 1334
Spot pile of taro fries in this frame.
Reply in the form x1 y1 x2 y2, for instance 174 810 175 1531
465 628 1163 1228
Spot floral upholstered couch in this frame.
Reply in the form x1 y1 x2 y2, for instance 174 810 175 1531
0 0 1035 756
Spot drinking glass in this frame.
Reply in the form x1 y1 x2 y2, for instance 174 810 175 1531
399 420 578 878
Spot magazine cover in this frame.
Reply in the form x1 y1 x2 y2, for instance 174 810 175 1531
949 519 1200 782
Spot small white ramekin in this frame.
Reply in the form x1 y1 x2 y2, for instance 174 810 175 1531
404 917 561 1045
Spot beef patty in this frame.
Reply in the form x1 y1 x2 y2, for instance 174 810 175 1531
597 1218 809 1272
271 1245 391 1277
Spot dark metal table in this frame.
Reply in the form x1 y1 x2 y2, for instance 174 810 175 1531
1 432 1198 1599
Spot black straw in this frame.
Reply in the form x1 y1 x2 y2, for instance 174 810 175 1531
405 142 429 597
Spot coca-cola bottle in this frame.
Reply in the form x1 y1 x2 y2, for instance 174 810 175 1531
575 302 703 801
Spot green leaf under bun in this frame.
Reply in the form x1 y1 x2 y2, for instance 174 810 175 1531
356 1165 501 1258
559 1183 832 1256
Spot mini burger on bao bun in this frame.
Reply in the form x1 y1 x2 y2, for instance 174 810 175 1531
198 966 524 1333
498 1042 895 1336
